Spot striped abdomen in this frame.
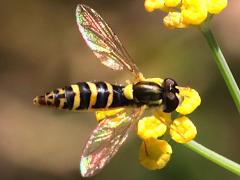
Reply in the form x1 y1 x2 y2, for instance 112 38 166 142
33 82 133 110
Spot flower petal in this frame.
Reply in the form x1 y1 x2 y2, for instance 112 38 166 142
138 116 167 139
170 116 197 143
144 0 170 12
181 0 208 25
154 111 172 126
164 0 181 7
139 138 172 170
207 0 228 14
176 87 201 115
163 12 187 28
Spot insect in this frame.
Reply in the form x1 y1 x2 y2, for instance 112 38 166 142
33 4 183 177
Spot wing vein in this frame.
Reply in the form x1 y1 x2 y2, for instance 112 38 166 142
80 107 144 177
76 4 141 77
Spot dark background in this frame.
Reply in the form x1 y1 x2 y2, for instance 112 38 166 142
0 0 239 179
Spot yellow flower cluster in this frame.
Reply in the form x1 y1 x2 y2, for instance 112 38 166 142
94 85 201 171
138 86 201 170
144 0 227 28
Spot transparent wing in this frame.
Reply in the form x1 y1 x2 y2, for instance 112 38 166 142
76 4 141 77
80 107 144 177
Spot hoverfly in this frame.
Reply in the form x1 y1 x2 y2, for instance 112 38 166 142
33 4 183 177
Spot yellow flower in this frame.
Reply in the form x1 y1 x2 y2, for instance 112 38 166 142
164 0 181 7
181 0 208 25
144 0 170 12
144 0 228 28
98 86 200 170
138 116 168 139
164 12 187 28
207 0 228 14
170 116 197 143
137 111 197 144
137 88 199 169
139 138 172 170
176 87 201 115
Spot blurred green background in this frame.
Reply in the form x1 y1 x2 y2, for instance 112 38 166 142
0 0 239 179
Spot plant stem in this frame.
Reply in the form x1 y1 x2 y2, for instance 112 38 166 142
184 140 240 176
200 22 240 113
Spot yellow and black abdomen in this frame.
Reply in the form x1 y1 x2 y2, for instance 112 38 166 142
33 82 133 110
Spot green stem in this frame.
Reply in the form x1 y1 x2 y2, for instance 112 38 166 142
184 140 240 176
200 22 240 112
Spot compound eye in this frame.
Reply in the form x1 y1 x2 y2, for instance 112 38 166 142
163 92 179 113
164 78 179 93
164 78 177 90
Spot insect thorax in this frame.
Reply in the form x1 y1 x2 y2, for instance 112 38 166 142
123 78 180 112
132 81 163 106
